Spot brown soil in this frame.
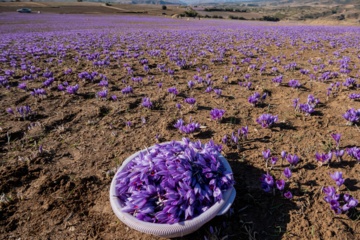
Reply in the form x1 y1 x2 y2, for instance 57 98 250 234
0 10 359 240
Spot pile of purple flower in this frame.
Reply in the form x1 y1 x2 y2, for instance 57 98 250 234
114 139 234 224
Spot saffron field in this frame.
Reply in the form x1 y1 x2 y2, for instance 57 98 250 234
0 13 359 239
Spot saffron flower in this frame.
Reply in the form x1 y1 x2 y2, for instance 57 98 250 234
262 149 271 160
284 191 293 199
315 152 332 165
256 114 278 128
286 154 299 167
121 86 133 95
330 172 344 187
187 80 195 89
272 75 283 86
168 87 178 97
343 108 360 125
31 88 46 97
331 133 341 148
213 88 222 97
97 89 108 99
184 98 196 106
347 147 360 162
283 167 292 179
98 80 108 87
18 82 27 90
6 108 14 115
142 97 153 109
210 108 225 121
276 179 285 191
334 149 345 161
288 79 301 89
260 173 274 192
66 84 79 95
323 185 358 214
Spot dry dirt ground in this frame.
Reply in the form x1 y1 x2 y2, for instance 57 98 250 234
0 7 359 240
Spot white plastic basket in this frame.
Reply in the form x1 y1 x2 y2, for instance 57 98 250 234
109 141 236 238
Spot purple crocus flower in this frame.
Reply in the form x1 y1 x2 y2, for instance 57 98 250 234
331 133 341 147
323 186 337 200
281 151 287 160
205 86 213 93
66 84 79 95
342 198 358 211
284 191 293 199
210 108 225 121
6 107 14 115
330 171 344 187
261 173 274 187
142 97 153 109
98 80 108 87
184 98 196 105
343 108 360 125
347 147 360 162
58 84 65 91
272 75 283 86
349 93 360 100
299 104 315 116
276 179 285 191
31 88 46 97
174 119 184 129
187 80 195 89
179 122 200 134
283 167 292 179
97 89 108 99
315 152 332 165
213 88 222 97
256 114 278 128
168 87 178 96
270 157 278 165
248 92 261 106
121 86 133 95
262 149 271 159
288 79 301 89
18 82 27 90
286 154 299 167
334 149 345 161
